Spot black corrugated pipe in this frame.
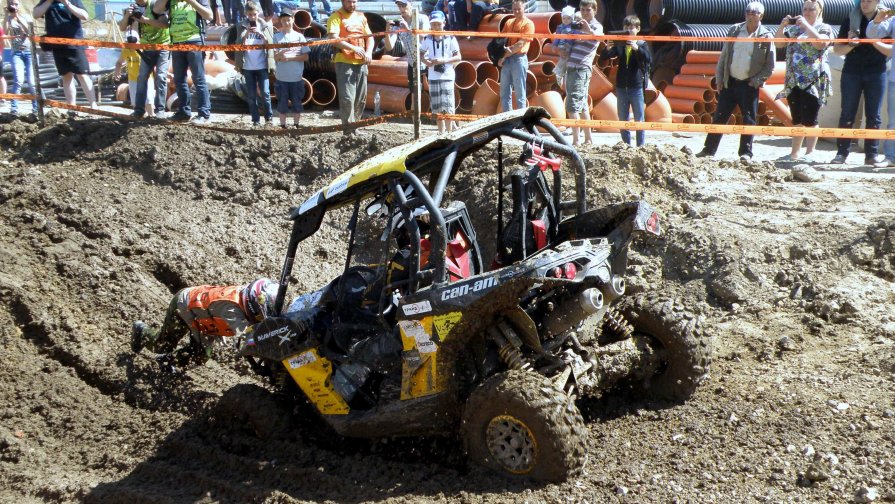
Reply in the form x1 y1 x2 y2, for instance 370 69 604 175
650 22 783 72
306 40 336 80
657 0 857 27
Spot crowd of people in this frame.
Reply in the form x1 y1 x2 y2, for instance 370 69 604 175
1 0 894 162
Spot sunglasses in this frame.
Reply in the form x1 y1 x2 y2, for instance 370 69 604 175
745 9 762 14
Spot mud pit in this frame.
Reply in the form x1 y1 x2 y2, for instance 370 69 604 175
1 112 893 503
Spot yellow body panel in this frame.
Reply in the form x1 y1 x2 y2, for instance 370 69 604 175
283 349 350 415
399 312 462 400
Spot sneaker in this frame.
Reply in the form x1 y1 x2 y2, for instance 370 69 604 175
830 154 847 164
776 154 800 163
865 155 888 168
739 153 753 162
193 116 210 125
170 111 192 122
695 149 714 158
129 111 145 119
887 157 895 167
251 121 261 128
154 111 168 120
132 321 148 353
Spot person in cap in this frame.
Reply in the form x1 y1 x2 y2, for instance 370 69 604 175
274 9 310 128
553 6 576 89
132 278 280 373
421 9 461 132
384 0 430 92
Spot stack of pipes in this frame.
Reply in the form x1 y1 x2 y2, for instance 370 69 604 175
660 50 791 126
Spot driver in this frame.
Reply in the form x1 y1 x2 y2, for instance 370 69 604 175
132 278 279 372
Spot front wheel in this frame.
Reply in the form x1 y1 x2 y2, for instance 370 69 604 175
212 383 293 440
619 294 712 401
460 370 588 482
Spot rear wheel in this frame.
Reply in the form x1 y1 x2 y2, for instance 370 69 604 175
460 370 587 482
619 295 712 401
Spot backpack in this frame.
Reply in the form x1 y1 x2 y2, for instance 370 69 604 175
487 37 507 66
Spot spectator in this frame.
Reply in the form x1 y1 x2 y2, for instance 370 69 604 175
464 0 502 32
119 0 171 119
4 0 38 116
234 2 275 126
601 14 650 147
774 0 833 162
309 0 332 23
156 0 213 124
383 0 430 92
327 0 373 133
132 278 280 373
566 0 602 145
33 0 97 109
836 0 889 166
421 10 461 133
696 1 775 161
869 3 895 165
273 9 309 128
498 0 534 112
553 6 575 89
114 44 155 116
224 0 245 25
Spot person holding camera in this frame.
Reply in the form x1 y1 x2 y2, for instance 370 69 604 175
4 0 37 116
384 0 429 92
234 2 275 126
33 0 97 109
327 0 373 133
832 0 890 166
695 1 774 162
868 1 895 165
773 0 833 162
119 0 171 119
155 0 213 123
421 10 460 133
600 14 650 147
498 0 534 112
564 0 602 145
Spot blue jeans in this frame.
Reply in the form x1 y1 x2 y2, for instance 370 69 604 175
243 68 272 123
225 0 245 24
704 78 758 157
308 0 331 22
837 70 885 158
172 46 211 119
135 50 170 115
616 86 645 146
886 79 895 160
500 54 528 112
10 50 37 114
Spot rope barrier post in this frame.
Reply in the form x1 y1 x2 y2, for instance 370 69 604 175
30 25 45 126
411 8 421 139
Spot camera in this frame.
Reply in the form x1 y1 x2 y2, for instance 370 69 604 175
571 21 583 29
434 63 446 72
126 34 139 43
7 5 17 12
130 4 145 19
390 19 402 27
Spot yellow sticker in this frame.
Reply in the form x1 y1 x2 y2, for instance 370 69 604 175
433 312 462 339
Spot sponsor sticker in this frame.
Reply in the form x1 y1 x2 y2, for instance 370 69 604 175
288 351 316 369
326 176 350 198
402 300 432 316
433 312 462 338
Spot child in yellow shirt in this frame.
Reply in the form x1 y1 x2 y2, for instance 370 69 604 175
114 48 155 117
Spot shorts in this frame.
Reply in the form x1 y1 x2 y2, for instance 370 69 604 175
275 80 305 114
787 86 820 127
52 46 89 76
565 65 591 114
429 79 455 114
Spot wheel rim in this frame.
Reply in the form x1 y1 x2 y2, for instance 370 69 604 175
485 415 538 474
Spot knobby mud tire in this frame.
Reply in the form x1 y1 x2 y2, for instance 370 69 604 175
619 294 712 401
213 383 293 440
460 370 588 483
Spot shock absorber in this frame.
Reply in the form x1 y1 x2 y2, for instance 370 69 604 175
601 305 634 343
488 324 530 370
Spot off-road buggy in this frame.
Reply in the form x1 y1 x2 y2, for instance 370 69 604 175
234 108 711 482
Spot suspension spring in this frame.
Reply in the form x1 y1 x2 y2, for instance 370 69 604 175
498 343 528 370
602 305 634 343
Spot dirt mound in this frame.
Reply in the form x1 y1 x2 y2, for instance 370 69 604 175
0 116 893 503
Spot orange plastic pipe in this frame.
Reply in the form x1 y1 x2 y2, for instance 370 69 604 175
541 41 560 56
685 50 721 64
663 85 713 102
590 93 619 132
479 13 510 32
758 101 767 115
526 38 542 61
766 63 786 85
530 90 566 119
529 61 555 80
671 113 696 124
311 79 336 106
459 83 479 112
700 112 713 124
527 12 561 34
303 25 324 38
703 101 716 113
301 77 313 106
672 74 716 89
588 67 614 103
526 70 538 98
472 78 500 115
458 38 493 61
644 91 672 123
758 115 770 126
366 83 411 113
455 61 477 89
294 9 312 30
758 86 793 126
368 59 413 88
473 61 499 84
679 63 718 76
667 97 705 114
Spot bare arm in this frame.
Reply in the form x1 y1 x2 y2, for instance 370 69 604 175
185 0 212 21
61 0 89 21
32 0 52 19
140 12 169 28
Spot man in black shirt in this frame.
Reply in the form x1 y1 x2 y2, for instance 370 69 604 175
831 0 889 166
